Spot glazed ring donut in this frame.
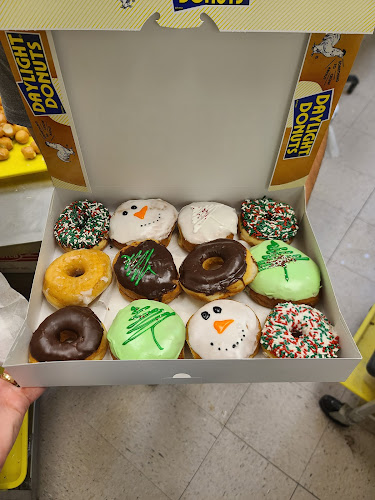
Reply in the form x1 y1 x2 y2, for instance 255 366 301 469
43 249 112 309
54 199 110 251
239 197 298 246
261 302 340 359
179 238 258 302
29 306 108 362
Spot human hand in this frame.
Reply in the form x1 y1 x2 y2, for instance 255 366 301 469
0 374 45 471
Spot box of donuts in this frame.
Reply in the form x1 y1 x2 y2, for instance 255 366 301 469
2 11 369 386
4 187 361 386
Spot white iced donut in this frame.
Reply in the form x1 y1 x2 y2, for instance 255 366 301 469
178 202 238 252
109 199 178 248
186 300 261 359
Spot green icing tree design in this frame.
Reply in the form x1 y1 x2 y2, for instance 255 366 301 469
256 240 309 281
122 305 175 350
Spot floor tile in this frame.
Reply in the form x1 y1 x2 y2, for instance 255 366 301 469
327 120 349 145
331 218 375 282
177 383 249 424
296 382 345 401
226 383 328 481
306 196 355 261
337 127 375 179
350 34 375 100
334 91 368 129
86 384 222 500
352 97 375 137
181 428 296 500
38 388 167 500
326 260 375 335
300 422 375 500
291 485 319 500
358 188 375 226
341 388 375 436
311 158 374 218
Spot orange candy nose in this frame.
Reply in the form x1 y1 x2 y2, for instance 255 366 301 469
214 319 234 334
134 206 148 219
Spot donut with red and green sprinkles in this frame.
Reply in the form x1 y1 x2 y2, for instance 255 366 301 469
54 200 110 251
261 302 340 359
240 197 298 245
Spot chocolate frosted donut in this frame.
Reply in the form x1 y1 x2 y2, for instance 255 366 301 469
113 240 181 303
179 239 258 302
29 306 108 362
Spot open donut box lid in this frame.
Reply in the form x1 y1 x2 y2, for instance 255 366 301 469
2 0 374 386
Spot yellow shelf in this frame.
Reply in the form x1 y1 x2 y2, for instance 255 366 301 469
0 136 47 180
0 411 28 490
341 304 375 402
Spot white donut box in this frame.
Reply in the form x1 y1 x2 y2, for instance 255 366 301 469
4 3 372 386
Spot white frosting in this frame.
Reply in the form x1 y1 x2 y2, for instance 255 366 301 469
80 289 93 305
178 202 237 245
109 199 178 245
188 300 260 359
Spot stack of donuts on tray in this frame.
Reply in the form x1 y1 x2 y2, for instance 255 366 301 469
29 196 340 363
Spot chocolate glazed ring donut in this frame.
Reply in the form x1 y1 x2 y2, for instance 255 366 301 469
179 238 258 302
29 306 108 362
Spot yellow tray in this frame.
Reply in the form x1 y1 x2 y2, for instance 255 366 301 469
0 136 47 180
0 411 28 490
341 304 375 402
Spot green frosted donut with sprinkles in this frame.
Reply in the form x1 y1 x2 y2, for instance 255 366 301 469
261 302 340 359
54 200 110 251
240 197 298 242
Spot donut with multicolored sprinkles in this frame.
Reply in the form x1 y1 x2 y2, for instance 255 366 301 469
54 200 110 252
261 302 340 359
239 197 298 246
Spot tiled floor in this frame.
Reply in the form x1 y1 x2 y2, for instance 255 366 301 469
37 37 375 499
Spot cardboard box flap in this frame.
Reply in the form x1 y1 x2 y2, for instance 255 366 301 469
51 21 308 194
0 0 374 34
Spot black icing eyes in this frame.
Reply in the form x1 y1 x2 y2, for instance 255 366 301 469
202 307 222 320
123 206 137 216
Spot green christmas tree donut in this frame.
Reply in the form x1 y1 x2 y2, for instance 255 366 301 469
107 299 185 360
248 240 321 307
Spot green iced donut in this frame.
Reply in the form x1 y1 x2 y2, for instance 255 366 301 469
249 240 320 303
107 299 185 360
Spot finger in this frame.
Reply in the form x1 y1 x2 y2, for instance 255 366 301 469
20 386 46 405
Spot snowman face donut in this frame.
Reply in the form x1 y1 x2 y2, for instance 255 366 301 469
187 300 261 359
110 199 178 248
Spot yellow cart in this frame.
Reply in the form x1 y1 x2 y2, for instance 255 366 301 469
0 413 28 491
320 305 375 426
0 389 39 499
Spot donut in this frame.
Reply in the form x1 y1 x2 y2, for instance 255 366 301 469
54 200 110 251
179 238 258 302
248 240 320 308
240 197 298 246
113 240 181 303
109 199 178 249
29 306 108 362
186 300 261 359
43 249 112 309
178 202 238 252
261 302 340 358
107 299 185 359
